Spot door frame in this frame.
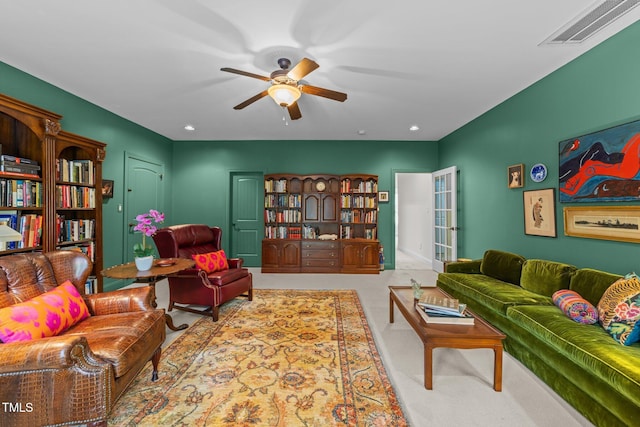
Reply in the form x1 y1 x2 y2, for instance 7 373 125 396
394 171 433 270
123 152 165 262
228 170 264 266
432 166 458 273
391 168 433 270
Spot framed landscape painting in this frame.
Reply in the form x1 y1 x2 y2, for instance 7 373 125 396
558 118 640 203
564 206 640 243
523 188 556 237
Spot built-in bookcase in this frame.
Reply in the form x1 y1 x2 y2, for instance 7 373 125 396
0 93 106 292
263 173 379 274
264 175 303 239
340 175 378 240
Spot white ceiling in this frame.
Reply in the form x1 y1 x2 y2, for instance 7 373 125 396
1 1 639 141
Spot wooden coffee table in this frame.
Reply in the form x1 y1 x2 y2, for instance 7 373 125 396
389 286 506 391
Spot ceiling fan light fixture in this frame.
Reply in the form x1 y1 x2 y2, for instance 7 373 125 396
268 84 301 107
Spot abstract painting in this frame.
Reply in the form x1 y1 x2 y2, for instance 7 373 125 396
559 118 640 203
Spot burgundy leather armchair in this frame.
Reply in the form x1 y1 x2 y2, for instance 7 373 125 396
152 224 252 321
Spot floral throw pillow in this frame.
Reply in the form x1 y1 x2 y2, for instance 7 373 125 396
0 281 91 343
192 250 229 273
597 276 640 345
552 289 598 324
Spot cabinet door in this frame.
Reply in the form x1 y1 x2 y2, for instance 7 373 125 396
303 194 320 221
360 242 379 269
262 240 300 272
262 241 280 269
341 242 360 268
341 241 379 273
321 194 338 222
280 241 301 268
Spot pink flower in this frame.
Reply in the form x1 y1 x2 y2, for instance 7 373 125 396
133 209 165 257
149 209 165 222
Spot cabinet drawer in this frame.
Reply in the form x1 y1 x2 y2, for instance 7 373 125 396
302 249 339 259
302 241 339 250
302 258 340 268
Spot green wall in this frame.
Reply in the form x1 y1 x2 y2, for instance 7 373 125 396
170 140 439 266
0 62 173 288
439 21 640 274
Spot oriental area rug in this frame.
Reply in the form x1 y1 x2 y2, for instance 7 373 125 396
108 289 407 426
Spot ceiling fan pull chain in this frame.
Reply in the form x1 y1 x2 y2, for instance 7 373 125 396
282 106 289 126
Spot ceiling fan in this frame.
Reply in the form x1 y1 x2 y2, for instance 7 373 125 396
220 57 347 120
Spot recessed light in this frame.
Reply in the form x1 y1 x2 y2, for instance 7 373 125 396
184 124 195 131
409 125 420 132
357 129 366 135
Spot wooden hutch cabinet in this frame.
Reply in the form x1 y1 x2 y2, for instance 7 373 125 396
262 173 379 274
0 93 106 292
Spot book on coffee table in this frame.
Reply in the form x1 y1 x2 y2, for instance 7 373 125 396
416 304 475 325
417 294 467 316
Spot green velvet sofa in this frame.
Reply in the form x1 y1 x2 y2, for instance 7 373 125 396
436 249 640 427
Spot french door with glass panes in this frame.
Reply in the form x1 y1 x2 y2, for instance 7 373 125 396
432 166 457 272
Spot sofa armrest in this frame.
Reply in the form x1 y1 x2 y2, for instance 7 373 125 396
445 259 482 273
0 335 108 373
85 286 155 315
0 335 113 426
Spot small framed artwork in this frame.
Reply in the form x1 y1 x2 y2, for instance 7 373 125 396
508 164 524 188
378 191 389 203
523 188 556 237
102 179 114 198
564 206 640 243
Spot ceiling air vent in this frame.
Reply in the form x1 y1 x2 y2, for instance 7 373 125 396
543 0 640 44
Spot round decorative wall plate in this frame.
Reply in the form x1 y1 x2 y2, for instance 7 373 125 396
315 181 326 192
530 163 547 183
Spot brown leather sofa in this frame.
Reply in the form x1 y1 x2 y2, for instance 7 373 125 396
153 224 253 321
0 251 166 427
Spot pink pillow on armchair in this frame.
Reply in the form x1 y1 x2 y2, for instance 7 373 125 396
192 250 229 273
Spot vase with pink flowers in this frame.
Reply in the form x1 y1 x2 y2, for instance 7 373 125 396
133 209 164 271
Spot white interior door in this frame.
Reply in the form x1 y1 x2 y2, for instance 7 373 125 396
432 166 457 272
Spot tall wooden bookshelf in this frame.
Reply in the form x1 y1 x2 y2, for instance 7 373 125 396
0 93 106 292
262 173 379 274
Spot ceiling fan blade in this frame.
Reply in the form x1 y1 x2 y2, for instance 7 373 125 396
300 85 347 102
287 58 319 81
233 90 269 110
220 67 271 82
287 103 302 120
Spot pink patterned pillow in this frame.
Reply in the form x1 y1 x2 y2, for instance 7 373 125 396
192 250 229 273
552 289 598 324
0 281 90 343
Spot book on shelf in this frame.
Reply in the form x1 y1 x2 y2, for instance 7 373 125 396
85 276 97 294
0 154 38 166
56 159 95 184
64 241 95 262
0 171 40 180
18 214 42 248
416 304 475 325
0 161 41 175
